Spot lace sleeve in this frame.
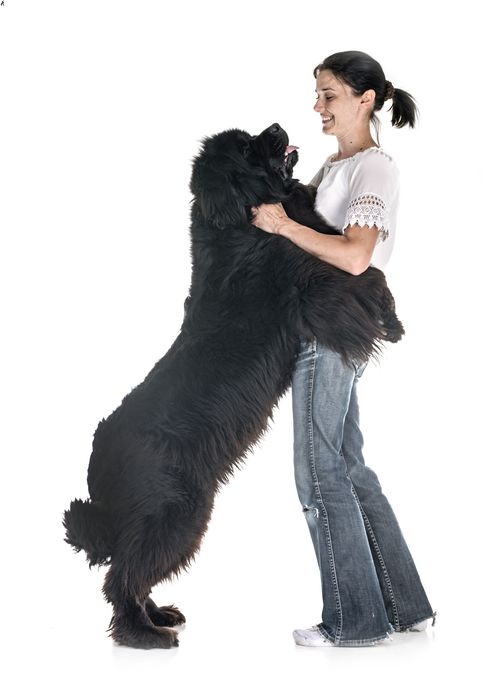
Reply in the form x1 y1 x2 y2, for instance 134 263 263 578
343 193 389 242
342 150 399 242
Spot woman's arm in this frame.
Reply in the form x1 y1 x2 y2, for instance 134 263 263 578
279 218 380 275
251 202 380 275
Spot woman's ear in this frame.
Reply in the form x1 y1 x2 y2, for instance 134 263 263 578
360 88 376 108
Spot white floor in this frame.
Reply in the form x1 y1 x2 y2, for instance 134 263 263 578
7 567 492 692
5 395 495 692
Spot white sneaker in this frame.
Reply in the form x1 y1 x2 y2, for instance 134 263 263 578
293 625 336 647
408 619 428 632
293 625 386 647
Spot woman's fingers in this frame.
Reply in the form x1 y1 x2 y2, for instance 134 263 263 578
251 202 289 234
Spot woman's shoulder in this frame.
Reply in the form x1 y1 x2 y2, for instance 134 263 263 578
352 147 400 179
363 147 398 166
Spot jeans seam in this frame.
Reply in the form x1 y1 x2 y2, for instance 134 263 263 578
317 622 394 646
306 337 343 642
348 478 400 628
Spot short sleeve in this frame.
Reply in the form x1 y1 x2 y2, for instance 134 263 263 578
343 151 399 241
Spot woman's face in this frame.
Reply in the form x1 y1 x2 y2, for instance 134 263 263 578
314 70 372 137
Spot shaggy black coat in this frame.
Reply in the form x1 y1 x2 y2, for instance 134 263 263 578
63 122 404 649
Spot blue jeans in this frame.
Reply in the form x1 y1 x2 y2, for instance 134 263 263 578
291 336 436 646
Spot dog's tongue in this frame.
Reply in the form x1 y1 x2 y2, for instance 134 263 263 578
286 145 299 154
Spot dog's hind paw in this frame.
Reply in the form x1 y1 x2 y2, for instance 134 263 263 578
111 625 180 649
108 615 180 650
145 597 186 627
157 605 186 627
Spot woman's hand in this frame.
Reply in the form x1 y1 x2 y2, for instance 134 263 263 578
251 202 290 235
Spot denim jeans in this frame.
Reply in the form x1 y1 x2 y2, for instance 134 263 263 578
291 336 436 646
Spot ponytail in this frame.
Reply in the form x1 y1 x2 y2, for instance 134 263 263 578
385 81 420 129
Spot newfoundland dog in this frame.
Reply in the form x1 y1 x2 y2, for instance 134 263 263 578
63 122 404 649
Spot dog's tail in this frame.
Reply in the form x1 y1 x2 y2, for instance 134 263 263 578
63 498 115 567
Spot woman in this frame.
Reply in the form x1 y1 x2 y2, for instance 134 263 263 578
251 51 436 647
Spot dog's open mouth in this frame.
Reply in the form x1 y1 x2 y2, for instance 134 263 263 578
281 143 299 179
284 144 299 162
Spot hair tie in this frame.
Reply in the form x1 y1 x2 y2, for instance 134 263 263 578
385 81 395 101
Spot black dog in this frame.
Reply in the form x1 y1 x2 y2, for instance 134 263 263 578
63 122 404 649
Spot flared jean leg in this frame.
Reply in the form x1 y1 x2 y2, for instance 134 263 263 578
291 336 394 646
341 374 437 631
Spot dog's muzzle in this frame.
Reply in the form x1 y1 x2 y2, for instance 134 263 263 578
260 123 299 180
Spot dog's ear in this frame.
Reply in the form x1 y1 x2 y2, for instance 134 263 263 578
190 141 249 229
196 175 248 230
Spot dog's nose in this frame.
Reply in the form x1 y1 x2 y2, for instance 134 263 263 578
268 123 281 134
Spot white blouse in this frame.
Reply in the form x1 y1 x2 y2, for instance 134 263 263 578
309 146 400 271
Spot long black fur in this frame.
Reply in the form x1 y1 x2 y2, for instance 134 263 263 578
63 122 404 649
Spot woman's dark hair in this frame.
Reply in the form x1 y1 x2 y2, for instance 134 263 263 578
313 50 419 144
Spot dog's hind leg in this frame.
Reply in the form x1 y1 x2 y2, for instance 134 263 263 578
101 495 213 648
103 557 180 649
145 596 186 628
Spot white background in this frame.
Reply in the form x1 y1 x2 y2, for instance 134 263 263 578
1 1 498 689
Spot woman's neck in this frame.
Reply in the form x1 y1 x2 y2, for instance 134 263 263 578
333 133 378 161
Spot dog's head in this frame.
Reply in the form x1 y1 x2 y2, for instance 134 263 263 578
190 123 299 229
